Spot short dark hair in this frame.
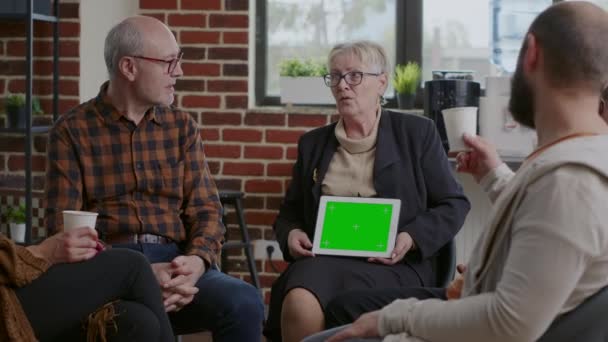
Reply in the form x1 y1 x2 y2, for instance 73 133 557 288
527 2 608 92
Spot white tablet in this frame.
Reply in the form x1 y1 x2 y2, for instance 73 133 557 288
312 196 401 258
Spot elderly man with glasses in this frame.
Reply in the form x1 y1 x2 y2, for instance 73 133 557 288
42 16 264 341
263 40 470 342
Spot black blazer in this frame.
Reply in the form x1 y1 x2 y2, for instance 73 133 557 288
274 110 470 285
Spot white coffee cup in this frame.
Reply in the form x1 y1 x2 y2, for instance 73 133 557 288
62 210 98 231
441 106 478 152
9 223 26 243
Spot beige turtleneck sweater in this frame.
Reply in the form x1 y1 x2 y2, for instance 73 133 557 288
322 110 381 197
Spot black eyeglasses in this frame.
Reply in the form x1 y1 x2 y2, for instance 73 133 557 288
132 51 183 74
323 71 381 87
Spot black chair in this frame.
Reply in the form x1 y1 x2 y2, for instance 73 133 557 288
219 190 260 289
537 285 608 342
432 239 457 288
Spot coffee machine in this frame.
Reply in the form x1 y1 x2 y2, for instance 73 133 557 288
424 71 481 153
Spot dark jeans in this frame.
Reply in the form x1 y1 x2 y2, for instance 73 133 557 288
114 243 265 342
15 248 174 342
324 286 446 328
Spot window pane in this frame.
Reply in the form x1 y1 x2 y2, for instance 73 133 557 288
491 0 551 74
566 0 608 9
266 0 396 96
422 0 549 85
423 0 492 85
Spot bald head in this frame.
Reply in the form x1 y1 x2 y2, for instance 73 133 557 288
127 15 175 44
104 16 175 79
527 1 608 91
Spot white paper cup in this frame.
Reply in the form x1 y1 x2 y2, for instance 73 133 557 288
442 106 478 152
9 223 26 243
62 210 98 231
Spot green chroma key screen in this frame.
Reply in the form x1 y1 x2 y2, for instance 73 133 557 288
319 201 393 252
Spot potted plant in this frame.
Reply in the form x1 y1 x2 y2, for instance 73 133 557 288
392 62 421 109
279 58 334 105
5 94 43 129
5 204 26 243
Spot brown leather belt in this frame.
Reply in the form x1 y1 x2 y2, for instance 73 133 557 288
104 233 173 245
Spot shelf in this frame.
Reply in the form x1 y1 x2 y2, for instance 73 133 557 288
0 126 52 134
32 13 57 22
0 0 60 245
15 237 44 246
0 12 58 22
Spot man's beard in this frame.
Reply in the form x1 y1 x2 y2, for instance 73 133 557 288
508 49 536 129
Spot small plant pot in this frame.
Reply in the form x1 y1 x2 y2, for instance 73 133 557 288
9 222 26 243
397 93 416 109
6 105 26 129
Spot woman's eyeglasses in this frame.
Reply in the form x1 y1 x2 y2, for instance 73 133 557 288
323 71 381 87
132 52 183 74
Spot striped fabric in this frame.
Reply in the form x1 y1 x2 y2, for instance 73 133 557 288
43 82 225 266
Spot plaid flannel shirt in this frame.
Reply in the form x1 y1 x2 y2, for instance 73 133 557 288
43 82 225 266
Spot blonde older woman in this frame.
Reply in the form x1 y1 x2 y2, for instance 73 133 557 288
263 41 470 342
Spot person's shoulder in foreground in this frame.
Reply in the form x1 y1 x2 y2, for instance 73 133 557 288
327 2 608 341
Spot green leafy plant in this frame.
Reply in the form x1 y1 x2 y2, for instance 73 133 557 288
5 94 43 115
31 97 43 115
5 205 26 224
279 59 328 77
392 62 421 95
6 94 26 108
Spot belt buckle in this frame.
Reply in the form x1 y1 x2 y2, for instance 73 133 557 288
139 234 160 244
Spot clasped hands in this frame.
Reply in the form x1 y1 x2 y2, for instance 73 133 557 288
26 226 203 312
152 255 204 312
287 229 414 265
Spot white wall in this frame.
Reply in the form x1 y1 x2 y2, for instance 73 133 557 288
79 0 138 102
248 0 256 108
454 173 492 265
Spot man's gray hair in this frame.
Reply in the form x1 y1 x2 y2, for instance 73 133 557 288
104 19 144 79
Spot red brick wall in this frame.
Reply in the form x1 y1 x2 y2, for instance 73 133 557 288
0 0 335 302
0 1 80 238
